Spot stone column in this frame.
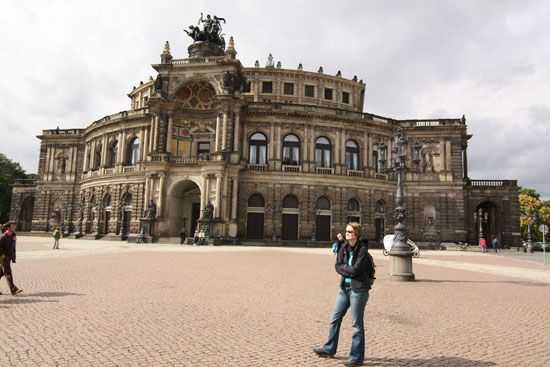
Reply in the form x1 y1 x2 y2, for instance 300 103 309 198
222 112 228 150
166 114 173 153
120 130 127 165
215 114 221 152
233 111 240 152
201 175 209 212
222 174 229 220
143 176 150 212
101 136 108 166
269 124 275 160
231 178 238 220
90 140 96 170
303 125 308 162
83 143 89 172
462 143 469 179
215 174 222 218
335 129 341 164
153 115 159 152
158 174 165 216
148 116 154 153
276 125 281 159
143 127 150 160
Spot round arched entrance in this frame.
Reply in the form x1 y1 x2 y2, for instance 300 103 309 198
167 180 201 237
473 201 501 244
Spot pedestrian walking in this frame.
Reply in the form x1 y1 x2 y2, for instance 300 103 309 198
313 222 375 367
52 226 60 249
179 226 188 245
0 222 23 295
492 237 501 253
479 237 487 253
193 228 199 245
332 233 345 255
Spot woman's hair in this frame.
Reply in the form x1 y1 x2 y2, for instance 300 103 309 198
347 222 363 238
2 221 15 232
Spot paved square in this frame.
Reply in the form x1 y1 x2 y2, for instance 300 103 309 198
1 237 549 366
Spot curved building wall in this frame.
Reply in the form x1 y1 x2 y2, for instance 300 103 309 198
10 37 520 246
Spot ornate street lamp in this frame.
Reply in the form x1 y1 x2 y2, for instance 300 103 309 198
378 139 387 173
473 208 489 243
412 139 422 173
388 127 415 281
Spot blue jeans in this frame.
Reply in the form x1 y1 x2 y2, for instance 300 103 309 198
322 286 369 363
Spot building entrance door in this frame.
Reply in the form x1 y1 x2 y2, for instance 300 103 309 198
316 215 331 241
191 203 201 237
247 213 264 239
282 214 298 240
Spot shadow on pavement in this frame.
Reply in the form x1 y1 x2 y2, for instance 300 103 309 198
364 356 496 366
415 279 550 287
0 291 84 304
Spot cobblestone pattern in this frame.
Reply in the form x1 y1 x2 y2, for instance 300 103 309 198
1 239 549 366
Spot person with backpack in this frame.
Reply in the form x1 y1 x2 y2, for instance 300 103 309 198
313 222 375 367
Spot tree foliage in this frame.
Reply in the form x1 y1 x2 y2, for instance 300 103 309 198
0 153 29 223
518 188 549 241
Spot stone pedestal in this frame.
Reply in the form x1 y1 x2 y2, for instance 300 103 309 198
188 42 225 58
389 250 415 281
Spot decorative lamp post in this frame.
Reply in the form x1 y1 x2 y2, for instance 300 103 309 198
388 127 415 281
412 140 422 173
378 139 387 173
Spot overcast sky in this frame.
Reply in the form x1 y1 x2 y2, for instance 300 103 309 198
1 0 549 198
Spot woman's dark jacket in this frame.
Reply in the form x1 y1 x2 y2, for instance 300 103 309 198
0 232 15 260
335 239 375 291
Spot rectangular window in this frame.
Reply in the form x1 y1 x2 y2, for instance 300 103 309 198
198 142 210 155
242 81 251 93
262 81 273 94
304 85 315 97
342 92 350 104
324 88 333 100
283 83 294 95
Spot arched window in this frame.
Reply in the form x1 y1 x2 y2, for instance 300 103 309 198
127 138 140 165
282 195 299 208
316 196 331 210
282 134 300 165
248 193 265 208
103 194 112 207
122 194 133 207
315 137 331 168
348 198 360 212
376 200 385 214
249 133 267 164
108 141 118 168
345 140 359 170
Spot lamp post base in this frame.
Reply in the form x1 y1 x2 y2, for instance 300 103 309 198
389 250 415 281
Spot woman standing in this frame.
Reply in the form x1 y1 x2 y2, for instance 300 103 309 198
313 222 375 367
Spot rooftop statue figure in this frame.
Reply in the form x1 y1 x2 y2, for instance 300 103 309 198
184 13 227 49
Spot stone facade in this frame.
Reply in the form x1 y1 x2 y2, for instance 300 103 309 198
10 27 520 246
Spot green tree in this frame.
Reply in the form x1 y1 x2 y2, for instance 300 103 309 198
0 153 29 223
518 188 548 241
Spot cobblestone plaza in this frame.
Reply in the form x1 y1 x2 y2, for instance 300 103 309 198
1 237 549 366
